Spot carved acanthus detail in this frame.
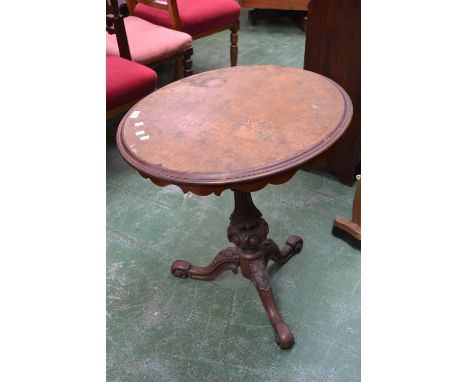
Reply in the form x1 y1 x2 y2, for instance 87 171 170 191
227 191 269 252
249 258 271 291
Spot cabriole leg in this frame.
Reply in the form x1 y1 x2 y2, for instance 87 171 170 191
171 247 239 281
249 257 295 349
170 189 303 349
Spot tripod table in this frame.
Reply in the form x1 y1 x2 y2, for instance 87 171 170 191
116 65 352 349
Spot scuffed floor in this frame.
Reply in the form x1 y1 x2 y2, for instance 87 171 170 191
107 9 360 382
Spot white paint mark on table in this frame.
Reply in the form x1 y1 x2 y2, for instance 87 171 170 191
140 135 150 141
135 130 145 136
134 122 144 127
129 110 141 118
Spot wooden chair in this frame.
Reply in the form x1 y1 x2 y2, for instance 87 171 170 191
106 0 194 80
127 0 240 66
106 0 158 118
106 56 158 118
332 175 361 249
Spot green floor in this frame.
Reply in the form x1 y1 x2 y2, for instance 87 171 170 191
107 10 360 382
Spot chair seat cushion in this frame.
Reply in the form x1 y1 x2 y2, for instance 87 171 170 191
106 55 157 111
134 0 240 36
106 16 192 65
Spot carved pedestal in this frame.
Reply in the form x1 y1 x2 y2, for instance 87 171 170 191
171 191 303 349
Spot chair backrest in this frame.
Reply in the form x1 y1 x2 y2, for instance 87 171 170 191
106 0 132 60
126 0 182 30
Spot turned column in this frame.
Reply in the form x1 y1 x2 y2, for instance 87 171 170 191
227 191 268 277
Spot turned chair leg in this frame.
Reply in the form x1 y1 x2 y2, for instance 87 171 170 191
230 23 239 67
174 55 184 80
183 48 193 77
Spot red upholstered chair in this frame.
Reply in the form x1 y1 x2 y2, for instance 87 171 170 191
127 0 240 66
106 55 157 118
106 0 194 81
106 0 158 118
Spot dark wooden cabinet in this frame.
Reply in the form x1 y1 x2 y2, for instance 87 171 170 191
303 0 360 185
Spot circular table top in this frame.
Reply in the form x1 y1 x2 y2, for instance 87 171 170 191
117 65 352 195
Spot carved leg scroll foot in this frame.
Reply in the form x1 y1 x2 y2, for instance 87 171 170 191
263 235 303 265
169 190 301 349
171 247 239 281
249 258 295 349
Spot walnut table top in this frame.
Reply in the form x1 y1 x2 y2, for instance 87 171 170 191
116 65 352 196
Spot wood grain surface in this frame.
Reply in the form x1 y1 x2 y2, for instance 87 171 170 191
117 65 352 195
303 0 361 184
